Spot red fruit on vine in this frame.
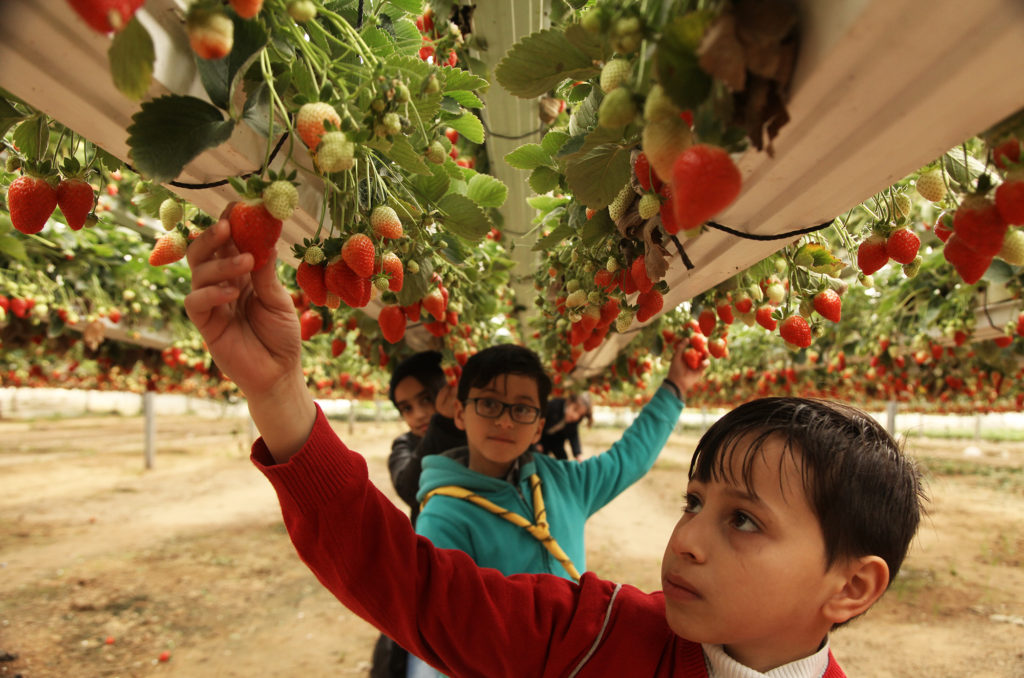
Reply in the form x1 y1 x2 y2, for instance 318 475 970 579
444 128 459 145
688 333 708 356
370 206 403 240
295 261 328 307
229 201 282 270
1016 312 1024 337
635 288 663 323
67 0 144 33
229 0 263 19
933 212 953 242
634 151 662 192
446 50 458 67
148 230 187 266
341 233 375 279
422 288 447 321
299 309 322 341
418 41 435 61
943 233 992 285
856 235 888 275
994 178 1024 226
381 252 404 292
296 102 341 150
993 137 1022 170
993 334 1013 348
659 183 680 234
670 144 742 232
683 347 702 370
8 175 57 234
416 10 435 35
953 194 1007 256
732 291 752 314
885 228 921 264
56 178 95 231
630 255 653 293
378 306 407 344
707 337 728 359
779 315 812 348
755 305 777 331
716 302 734 325
325 257 371 308
186 6 234 60
698 308 716 336
813 289 842 323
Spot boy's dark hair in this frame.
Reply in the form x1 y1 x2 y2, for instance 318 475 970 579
690 398 925 595
457 344 552 410
388 351 446 405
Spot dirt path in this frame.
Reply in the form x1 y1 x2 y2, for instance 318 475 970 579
1 415 1022 677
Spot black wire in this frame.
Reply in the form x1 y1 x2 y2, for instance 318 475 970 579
123 132 290 190
480 117 545 141
705 218 835 240
356 0 364 29
669 234 694 270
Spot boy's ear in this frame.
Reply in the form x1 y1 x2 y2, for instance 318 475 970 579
530 417 545 445
453 400 467 431
822 556 889 625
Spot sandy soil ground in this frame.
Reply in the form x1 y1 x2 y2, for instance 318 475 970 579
1 412 1022 677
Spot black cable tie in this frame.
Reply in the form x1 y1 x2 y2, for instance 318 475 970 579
123 132 290 190
670 234 694 270
705 218 835 241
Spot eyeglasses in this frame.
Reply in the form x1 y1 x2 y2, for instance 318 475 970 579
466 397 542 424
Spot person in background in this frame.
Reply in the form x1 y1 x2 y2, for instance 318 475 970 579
539 391 593 460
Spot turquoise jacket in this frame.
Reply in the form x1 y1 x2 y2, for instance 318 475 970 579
414 386 684 579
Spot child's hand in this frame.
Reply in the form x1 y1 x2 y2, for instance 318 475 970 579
666 344 708 395
184 208 315 460
434 384 459 419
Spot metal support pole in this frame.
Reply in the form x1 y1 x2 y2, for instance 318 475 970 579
974 412 982 442
143 391 156 469
348 399 356 435
886 400 898 436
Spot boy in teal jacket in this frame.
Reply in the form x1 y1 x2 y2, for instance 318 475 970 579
414 343 702 580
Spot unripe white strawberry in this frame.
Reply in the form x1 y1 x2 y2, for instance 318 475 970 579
296 102 340 150
371 205 403 240
893 193 913 221
587 291 604 306
304 244 325 265
426 140 446 164
997 227 1024 265
638 192 660 220
915 169 947 202
599 58 632 93
316 131 355 173
565 289 587 308
606 257 620 272
262 180 299 220
186 7 233 60
608 183 634 222
615 308 635 333
598 88 636 128
159 198 182 231
766 281 786 305
642 114 692 181
287 0 316 22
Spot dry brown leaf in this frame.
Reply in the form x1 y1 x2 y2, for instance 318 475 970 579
538 96 562 125
698 12 746 92
642 220 670 282
734 0 798 46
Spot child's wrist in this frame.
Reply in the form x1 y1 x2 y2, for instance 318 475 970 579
661 378 682 400
248 374 317 463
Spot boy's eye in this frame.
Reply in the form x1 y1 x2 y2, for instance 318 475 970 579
731 511 760 533
682 493 702 514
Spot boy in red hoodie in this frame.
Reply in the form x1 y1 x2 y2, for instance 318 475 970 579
184 215 925 677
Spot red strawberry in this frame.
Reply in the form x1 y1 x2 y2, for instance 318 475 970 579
419 42 435 61
683 347 702 370
8 175 57 234
296 102 341 150
56 178 94 231
779 315 812 348
630 255 654 293
325 257 371 308
658 183 681 234
934 212 954 242
856 235 888 275
67 0 144 33
634 151 662 192
444 128 459 145
813 289 841 323
755 305 777 331
707 337 728 359
378 305 407 343
229 0 263 19
341 233 375 279
943 234 992 285
1017 312 1024 338
698 308 716 336
953 195 1007 256
993 138 1022 170
403 301 421 321
299 309 322 341
671 145 742 232
381 252 404 292
229 200 282 270
732 291 753 314
716 302 734 325
635 288 663 323
995 178 1024 226
689 333 708 355
331 338 347 357
186 6 234 60
149 230 188 266
371 206 403 240
422 288 447 321
885 228 920 264
296 261 328 306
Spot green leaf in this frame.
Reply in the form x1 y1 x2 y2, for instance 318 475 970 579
562 22 606 61
444 90 484 108
0 231 28 261
529 166 560 194
533 222 573 251
360 25 397 56
126 95 235 184
437 193 492 241
527 195 568 212
196 14 268 112
12 117 45 162
654 15 713 111
564 143 632 209
793 243 844 277
383 134 432 176
442 66 489 93
495 28 600 99
386 0 425 13
541 131 570 157
411 164 450 203
504 144 553 171
568 86 600 137
0 98 27 140
566 82 592 104
466 173 507 207
396 266 431 306
446 111 485 144
391 18 423 56
291 60 318 102
108 17 154 101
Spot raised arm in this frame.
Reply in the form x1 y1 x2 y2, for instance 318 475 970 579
183 209 315 462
